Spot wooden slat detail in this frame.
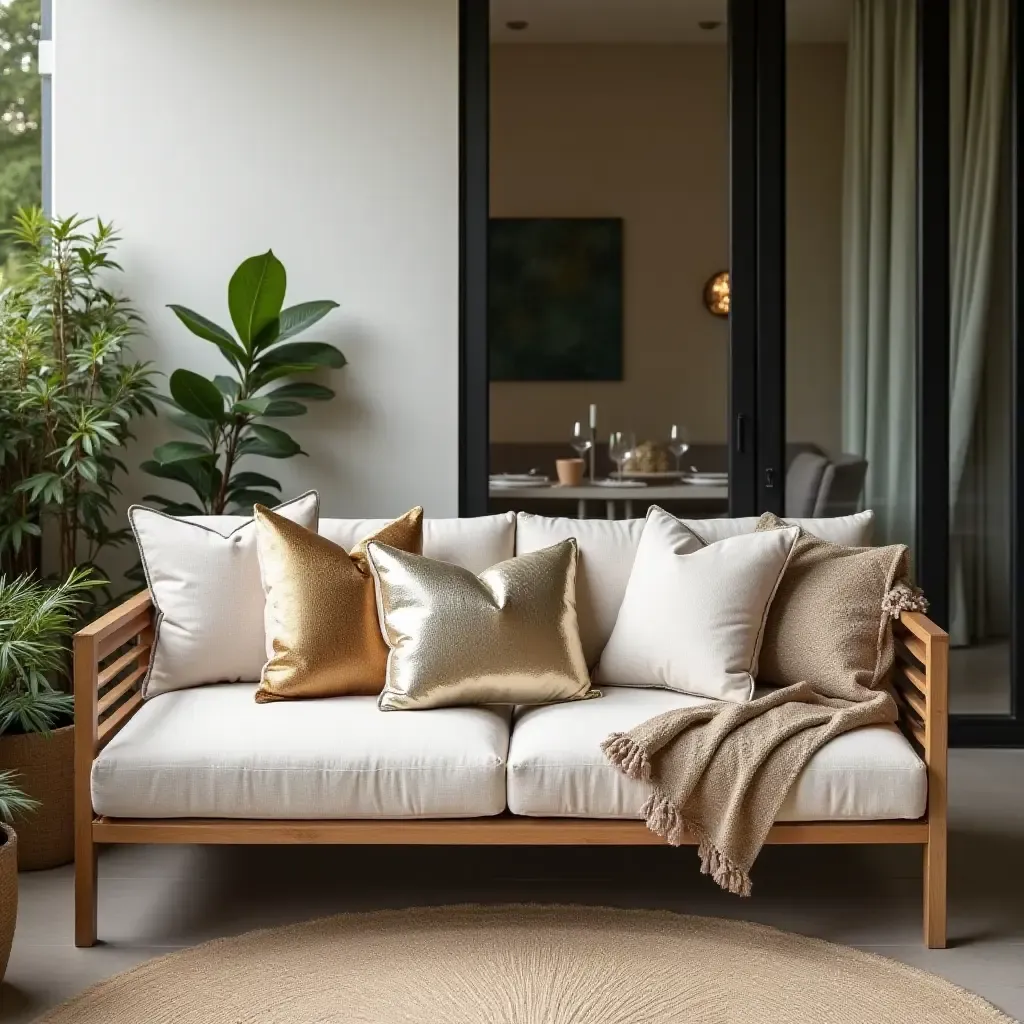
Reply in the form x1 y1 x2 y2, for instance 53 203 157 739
896 659 927 696
894 677 927 721
91 816 929 847
97 612 152 661
76 590 152 642
97 665 147 717
898 610 948 643
96 692 143 749
898 633 928 667
98 643 150 690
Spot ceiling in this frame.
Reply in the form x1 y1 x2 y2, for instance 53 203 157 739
490 0 853 44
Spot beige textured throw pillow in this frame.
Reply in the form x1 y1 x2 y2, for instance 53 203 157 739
755 512 914 692
596 507 800 703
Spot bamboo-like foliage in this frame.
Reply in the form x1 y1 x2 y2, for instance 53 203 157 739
0 209 158 580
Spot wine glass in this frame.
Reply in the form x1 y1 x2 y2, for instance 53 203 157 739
570 421 593 461
608 431 634 480
668 424 690 474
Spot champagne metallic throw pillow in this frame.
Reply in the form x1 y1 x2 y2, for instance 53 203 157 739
253 504 423 703
367 539 596 711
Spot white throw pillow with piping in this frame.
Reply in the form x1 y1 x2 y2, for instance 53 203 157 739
596 506 800 703
130 491 319 697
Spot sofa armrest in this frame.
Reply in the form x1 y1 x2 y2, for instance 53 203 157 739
892 611 948 810
74 590 154 770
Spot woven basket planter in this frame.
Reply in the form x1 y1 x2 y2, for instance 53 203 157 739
0 824 16 983
0 725 75 871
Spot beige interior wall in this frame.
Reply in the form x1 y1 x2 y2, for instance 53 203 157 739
489 43 847 454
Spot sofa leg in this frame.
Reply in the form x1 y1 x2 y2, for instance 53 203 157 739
923 828 947 949
75 835 98 948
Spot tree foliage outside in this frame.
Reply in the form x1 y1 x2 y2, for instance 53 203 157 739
0 0 42 273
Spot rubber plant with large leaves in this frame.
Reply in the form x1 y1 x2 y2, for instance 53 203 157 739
143 251 343 515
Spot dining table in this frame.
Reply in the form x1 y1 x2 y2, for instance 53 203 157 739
487 481 728 520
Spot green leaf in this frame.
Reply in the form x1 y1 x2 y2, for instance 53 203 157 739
268 383 335 401
249 363 320 388
170 369 226 422
227 489 284 511
273 301 339 345
258 342 346 370
168 305 246 368
169 412 215 440
152 441 215 465
141 495 207 516
213 376 240 400
227 472 282 495
233 398 306 418
238 425 304 459
229 251 287 350
140 460 221 505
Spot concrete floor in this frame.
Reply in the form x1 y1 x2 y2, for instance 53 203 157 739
2 748 1023 1023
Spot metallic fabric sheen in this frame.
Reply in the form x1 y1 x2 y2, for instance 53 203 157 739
253 504 422 702
368 539 596 711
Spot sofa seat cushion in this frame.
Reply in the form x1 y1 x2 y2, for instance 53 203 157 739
92 684 510 819
507 686 926 821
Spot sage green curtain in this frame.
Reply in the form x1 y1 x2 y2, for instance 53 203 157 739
842 0 1009 651
841 0 917 549
948 0 1009 646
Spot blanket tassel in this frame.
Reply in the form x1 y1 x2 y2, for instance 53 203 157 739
639 794 753 897
601 733 652 781
695 837 752 897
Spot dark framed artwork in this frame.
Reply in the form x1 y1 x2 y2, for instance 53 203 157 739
488 217 624 381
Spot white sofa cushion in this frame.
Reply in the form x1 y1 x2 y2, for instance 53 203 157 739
507 686 926 821
131 492 320 698
596 510 799 702
320 512 515 574
684 511 875 547
516 510 875 665
92 684 510 819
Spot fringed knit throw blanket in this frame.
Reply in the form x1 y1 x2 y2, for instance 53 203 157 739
602 513 927 896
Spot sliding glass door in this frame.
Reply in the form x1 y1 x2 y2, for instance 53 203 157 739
459 0 1024 746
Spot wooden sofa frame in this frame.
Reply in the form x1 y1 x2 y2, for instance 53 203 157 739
73 593 949 949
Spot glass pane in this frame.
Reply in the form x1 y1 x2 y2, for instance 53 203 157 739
785 0 917 543
947 0 1013 715
487 1 730 521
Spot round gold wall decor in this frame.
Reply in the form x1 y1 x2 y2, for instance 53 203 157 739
36 906 1013 1024
704 270 731 317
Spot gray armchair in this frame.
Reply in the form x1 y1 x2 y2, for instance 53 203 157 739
785 452 868 518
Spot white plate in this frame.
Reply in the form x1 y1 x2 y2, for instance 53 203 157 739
489 478 551 489
681 473 728 486
594 479 646 489
489 474 550 484
614 471 686 482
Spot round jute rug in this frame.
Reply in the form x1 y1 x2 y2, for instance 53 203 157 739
38 905 1015 1024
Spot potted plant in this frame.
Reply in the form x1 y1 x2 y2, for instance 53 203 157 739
0 770 37 981
0 569 101 870
0 208 157 584
142 250 344 514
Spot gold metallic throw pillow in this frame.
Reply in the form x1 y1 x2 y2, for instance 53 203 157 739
253 504 423 703
367 539 596 711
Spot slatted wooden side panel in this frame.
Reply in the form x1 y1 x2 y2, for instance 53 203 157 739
94 618 152 752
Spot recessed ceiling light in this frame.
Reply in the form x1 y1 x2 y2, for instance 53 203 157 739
506 20 529 31
698 20 722 31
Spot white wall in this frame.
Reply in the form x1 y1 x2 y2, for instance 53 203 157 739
53 0 460 519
